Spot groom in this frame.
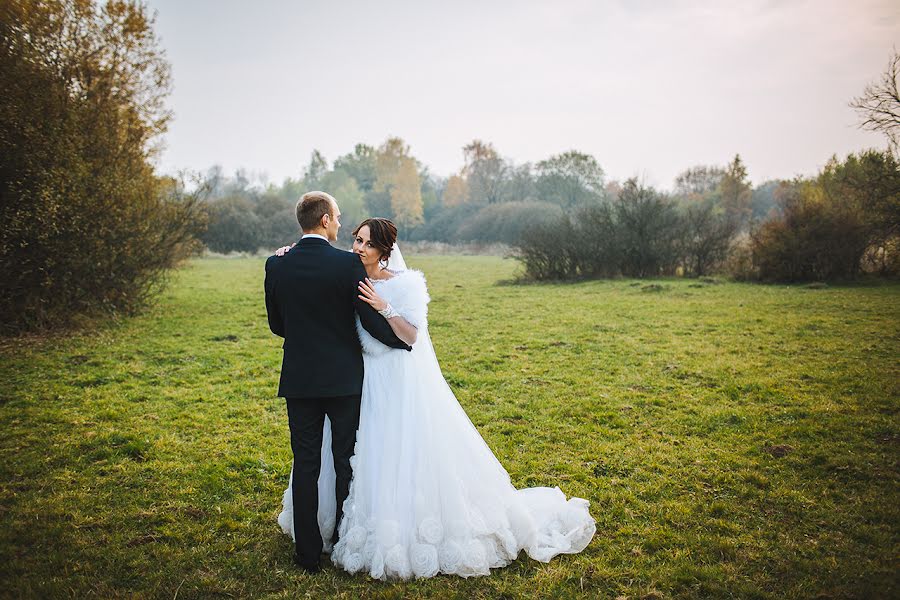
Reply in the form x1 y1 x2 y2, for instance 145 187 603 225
264 191 411 572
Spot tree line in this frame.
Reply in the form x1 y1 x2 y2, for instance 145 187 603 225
3 1 897 335
517 151 899 282
203 142 898 283
200 140 610 252
517 47 900 283
198 44 900 284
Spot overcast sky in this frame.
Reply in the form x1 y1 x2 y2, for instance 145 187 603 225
145 0 898 190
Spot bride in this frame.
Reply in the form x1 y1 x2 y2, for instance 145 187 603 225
276 218 595 579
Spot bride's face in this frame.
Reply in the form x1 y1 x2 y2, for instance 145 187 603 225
352 225 382 267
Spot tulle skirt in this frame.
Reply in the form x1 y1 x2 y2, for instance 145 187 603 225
279 330 595 579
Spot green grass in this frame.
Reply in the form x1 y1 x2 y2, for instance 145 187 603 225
1 256 898 599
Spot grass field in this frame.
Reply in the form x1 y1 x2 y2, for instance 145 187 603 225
1 255 898 599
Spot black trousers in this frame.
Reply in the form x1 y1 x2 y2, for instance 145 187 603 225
286 394 361 566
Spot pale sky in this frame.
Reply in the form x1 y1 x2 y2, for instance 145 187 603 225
146 0 898 190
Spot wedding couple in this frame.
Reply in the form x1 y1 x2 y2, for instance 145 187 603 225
264 191 595 580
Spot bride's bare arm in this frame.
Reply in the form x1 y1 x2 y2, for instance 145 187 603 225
383 314 417 346
389 314 417 345
357 279 418 345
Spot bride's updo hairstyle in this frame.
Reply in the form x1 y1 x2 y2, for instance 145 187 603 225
352 218 398 264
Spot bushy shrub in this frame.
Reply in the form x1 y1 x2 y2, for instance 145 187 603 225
612 179 682 277
750 182 869 281
200 193 306 254
567 203 621 278
408 203 484 242
0 1 206 333
517 216 579 280
820 150 900 277
516 180 685 280
202 196 266 253
255 194 300 249
749 151 899 282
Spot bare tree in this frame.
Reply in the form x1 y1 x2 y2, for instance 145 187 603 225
850 48 900 153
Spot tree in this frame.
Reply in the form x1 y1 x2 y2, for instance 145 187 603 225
442 174 468 207
535 150 605 207
517 216 579 280
720 154 752 228
850 48 900 153
334 144 377 192
205 165 226 198
674 165 726 197
372 138 423 227
390 157 424 232
679 202 738 277
751 179 869 282
501 163 536 203
301 150 328 190
750 180 783 221
408 202 481 243
462 140 507 204
604 180 623 201
279 176 305 205
0 0 205 333
457 201 564 245
613 179 682 277
818 150 900 275
222 168 255 199
374 138 408 192
749 151 900 282
570 203 621 278
202 195 263 253
254 187 295 246
418 167 440 219
320 168 365 231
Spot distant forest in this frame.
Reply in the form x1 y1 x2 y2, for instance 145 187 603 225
201 140 779 251
199 139 899 283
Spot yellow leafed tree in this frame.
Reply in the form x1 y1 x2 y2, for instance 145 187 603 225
391 157 424 229
443 174 468 207
374 137 423 230
374 137 408 194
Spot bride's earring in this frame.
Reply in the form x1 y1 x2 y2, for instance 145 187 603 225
379 256 388 269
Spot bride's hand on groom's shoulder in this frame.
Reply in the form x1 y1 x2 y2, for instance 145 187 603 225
274 243 296 257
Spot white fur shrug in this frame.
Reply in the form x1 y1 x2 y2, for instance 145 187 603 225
355 269 430 356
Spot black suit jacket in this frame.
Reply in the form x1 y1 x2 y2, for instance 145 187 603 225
264 237 411 398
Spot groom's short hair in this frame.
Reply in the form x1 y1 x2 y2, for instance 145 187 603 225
297 191 336 231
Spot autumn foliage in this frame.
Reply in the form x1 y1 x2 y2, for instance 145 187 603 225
0 1 206 333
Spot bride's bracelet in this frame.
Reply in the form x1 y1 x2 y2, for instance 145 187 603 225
378 304 400 319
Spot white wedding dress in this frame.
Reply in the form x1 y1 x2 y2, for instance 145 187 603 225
278 252 595 579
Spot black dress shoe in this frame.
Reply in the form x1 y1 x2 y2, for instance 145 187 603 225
293 553 321 574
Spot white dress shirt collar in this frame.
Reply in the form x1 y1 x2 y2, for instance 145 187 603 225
301 234 329 242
